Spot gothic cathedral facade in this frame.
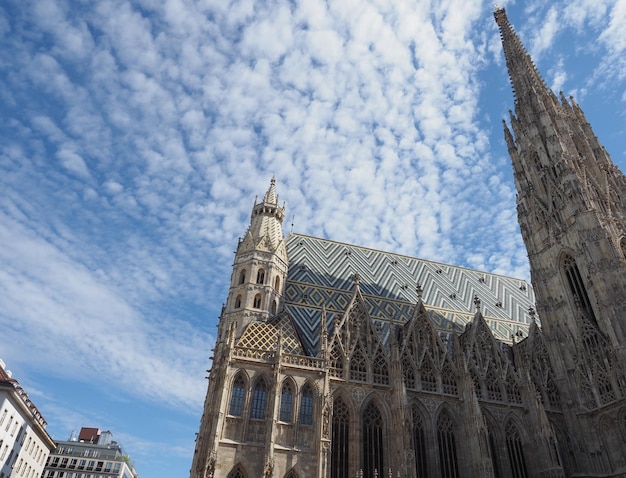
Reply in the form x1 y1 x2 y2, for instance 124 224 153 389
190 8 626 478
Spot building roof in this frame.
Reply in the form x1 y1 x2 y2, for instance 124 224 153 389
283 233 535 355
0 360 48 429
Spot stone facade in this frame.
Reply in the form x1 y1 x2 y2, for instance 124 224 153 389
190 8 626 478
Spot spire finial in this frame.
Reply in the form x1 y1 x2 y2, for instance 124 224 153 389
473 295 481 311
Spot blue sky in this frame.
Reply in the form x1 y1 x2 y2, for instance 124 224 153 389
0 0 625 477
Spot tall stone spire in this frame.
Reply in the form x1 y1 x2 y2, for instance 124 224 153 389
497 8 626 472
495 6 626 349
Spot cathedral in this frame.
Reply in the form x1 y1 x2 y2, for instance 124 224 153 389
190 8 626 478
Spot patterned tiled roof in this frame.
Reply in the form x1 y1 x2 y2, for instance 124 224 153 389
284 234 535 355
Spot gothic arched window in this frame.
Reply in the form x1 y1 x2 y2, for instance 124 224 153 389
227 465 247 478
362 402 384 478
251 378 268 420
271 300 277 315
372 350 389 385
403 359 416 390
274 275 281 291
412 406 428 478
330 342 344 378
229 373 246 416
234 295 242 309
279 381 294 422
437 410 459 478
331 397 349 478
238 269 246 285
350 345 367 382
253 294 262 309
562 255 596 324
300 383 314 426
420 358 437 392
256 269 266 284
505 420 529 478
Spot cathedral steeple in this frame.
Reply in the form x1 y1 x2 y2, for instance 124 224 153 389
495 6 626 422
222 178 289 337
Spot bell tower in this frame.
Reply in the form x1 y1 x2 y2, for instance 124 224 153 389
496 7 626 474
495 7 626 352
221 177 288 339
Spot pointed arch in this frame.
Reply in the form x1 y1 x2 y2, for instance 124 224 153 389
420 356 437 392
437 409 459 478
411 404 429 478
350 343 367 382
329 341 345 378
227 464 248 478
274 275 281 292
234 295 242 309
372 347 389 385
505 419 529 478
300 382 314 426
561 253 596 323
238 269 246 285
402 357 416 390
284 469 299 478
331 396 350 478
250 377 268 419
362 401 384 477
441 358 458 395
256 268 266 284
279 378 295 422
253 294 262 309
229 371 247 417
486 366 503 401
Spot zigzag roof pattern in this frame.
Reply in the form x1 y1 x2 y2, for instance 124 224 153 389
284 233 535 355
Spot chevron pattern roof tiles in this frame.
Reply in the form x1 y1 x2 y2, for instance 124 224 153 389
284 234 535 355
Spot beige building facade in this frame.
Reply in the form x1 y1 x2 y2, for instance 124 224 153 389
190 8 626 478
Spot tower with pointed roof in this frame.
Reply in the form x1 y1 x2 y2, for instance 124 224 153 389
496 6 626 475
222 177 289 339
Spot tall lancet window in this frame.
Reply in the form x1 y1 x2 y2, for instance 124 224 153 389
362 402 384 477
437 410 459 478
250 378 268 419
229 373 246 416
562 255 597 324
331 398 349 478
505 420 529 478
279 380 294 422
412 405 428 478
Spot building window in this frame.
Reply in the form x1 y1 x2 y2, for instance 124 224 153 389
238 269 246 285
279 381 294 422
330 343 344 378
362 402 384 477
350 346 367 382
227 465 247 478
256 269 265 284
251 378 268 419
403 359 416 389
234 295 242 309
563 255 596 323
331 397 349 478
229 374 246 416
437 410 459 478
253 294 262 309
373 351 389 385
271 300 277 315
505 420 529 478
300 384 314 426
274 276 281 292
412 406 428 478
0 410 6 426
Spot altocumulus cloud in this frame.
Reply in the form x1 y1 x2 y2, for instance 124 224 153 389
0 0 625 443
